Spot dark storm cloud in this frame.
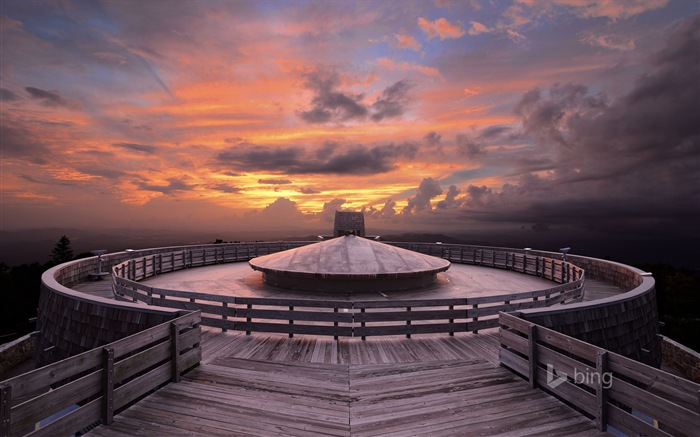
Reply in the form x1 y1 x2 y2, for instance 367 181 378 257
19 174 71 186
0 122 50 164
310 145 409 174
298 68 367 123
371 80 413 121
507 15 699 211
424 131 442 147
25 87 77 109
112 142 158 154
217 142 418 175
76 166 127 180
436 185 461 209
403 177 443 214
450 15 700 242
258 178 292 185
135 177 196 194
298 67 413 124
221 170 243 177
478 125 511 140
211 183 242 194
455 134 486 159
465 185 492 207
1 88 19 101
218 146 302 170
298 187 320 194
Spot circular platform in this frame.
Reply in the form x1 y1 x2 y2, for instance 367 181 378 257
248 235 451 292
139 261 556 302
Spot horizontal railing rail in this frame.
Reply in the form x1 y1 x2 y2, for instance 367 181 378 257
499 311 699 436
111 242 582 285
0 311 201 437
111 244 584 339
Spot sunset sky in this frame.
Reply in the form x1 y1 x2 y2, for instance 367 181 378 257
1 1 699 255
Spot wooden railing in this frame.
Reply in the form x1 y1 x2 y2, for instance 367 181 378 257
0 312 201 437
499 312 699 436
111 244 584 339
112 242 582 286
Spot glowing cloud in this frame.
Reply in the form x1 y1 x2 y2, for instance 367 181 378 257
417 17 466 40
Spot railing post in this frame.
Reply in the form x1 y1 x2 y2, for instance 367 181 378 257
1 383 11 437
596 350 608 431
361 308 366 341
406 306 411 339
449 305 454 336
222 302 228 332
289 305 294 338
102 347 114 425
246 304 252 335
171 323 181 382
528 325 537 389
550 259 555 281
472 303 479 334
334 307 339 341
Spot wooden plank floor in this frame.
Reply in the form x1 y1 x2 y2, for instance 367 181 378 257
199 328 503 365
87 329 610 437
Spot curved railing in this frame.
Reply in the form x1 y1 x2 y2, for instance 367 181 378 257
36 240 657 365
32 241 670 437
498 312 699 436
110 242 585 339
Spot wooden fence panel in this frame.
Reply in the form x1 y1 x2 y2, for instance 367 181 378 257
1 312 201 437
499 312 700 437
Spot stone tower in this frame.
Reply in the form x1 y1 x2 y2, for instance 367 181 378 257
333 211 365 237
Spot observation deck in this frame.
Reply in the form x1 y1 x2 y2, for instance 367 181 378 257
4 241 695 437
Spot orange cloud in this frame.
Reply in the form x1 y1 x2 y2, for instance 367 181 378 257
516 0 669 20
467 21 490 36
417 17 465 40
394 34 422 51
373 57 442 79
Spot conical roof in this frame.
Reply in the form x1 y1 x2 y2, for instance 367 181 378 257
249 235 450 292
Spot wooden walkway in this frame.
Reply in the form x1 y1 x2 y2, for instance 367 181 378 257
87 328 610 436
77 263 621 436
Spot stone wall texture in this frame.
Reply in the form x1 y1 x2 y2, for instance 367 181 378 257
520 254 660 367
661 336 700 383
34 260 180 367
0 335 35 377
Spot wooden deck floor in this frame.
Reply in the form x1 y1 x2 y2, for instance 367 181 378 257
87 328 610 437
79 262 621 436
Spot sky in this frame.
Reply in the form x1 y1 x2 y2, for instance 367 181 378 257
1 0 699 262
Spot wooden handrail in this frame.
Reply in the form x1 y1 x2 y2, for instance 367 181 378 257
110 245 584 339
499 311 700 436
0 312 201 437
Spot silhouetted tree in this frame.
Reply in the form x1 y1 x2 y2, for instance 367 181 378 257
51 235 74 264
